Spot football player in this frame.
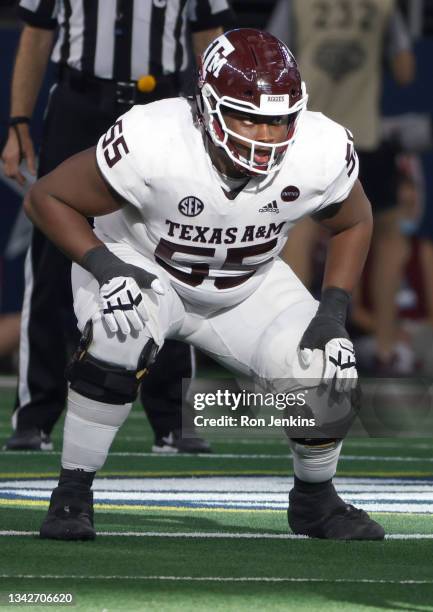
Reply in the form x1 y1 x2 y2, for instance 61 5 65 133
24 29 383 541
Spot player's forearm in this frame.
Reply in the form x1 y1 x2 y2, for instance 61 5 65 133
24 188 103 265
192 27 223 60
322 218 372 294
10 26 54 117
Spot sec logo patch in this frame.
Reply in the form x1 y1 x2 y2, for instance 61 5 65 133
281 186 300 202
178 196 204 217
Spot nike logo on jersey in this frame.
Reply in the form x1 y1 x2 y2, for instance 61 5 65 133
259 201 279 214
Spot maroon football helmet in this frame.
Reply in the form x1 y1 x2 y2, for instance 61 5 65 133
197 28 308 175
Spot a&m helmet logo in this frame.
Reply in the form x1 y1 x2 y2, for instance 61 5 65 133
202 35 235 78
178 196 204 217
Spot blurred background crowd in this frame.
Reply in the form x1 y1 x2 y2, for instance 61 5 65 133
0 0 432 383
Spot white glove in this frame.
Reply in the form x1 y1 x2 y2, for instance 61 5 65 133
301 337 358 393
100 275 164 335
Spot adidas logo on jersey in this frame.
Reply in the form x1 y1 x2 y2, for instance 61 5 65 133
259 201 279 214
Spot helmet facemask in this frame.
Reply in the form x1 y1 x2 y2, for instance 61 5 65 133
199 81 308 177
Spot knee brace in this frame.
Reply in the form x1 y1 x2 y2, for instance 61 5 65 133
66 320 159 404
289 438 343 483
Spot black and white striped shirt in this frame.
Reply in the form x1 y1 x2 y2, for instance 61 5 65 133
18 0 234 80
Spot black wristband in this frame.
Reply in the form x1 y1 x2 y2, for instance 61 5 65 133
317 286 351 326
81 245 128 286
81 244 157 291
9 116 30 127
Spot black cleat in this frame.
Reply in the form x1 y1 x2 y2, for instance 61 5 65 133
152 430 212 454
288 481 385 540
4 428 53 451
40 487 96 541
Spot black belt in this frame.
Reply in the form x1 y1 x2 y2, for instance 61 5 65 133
57 65 183 106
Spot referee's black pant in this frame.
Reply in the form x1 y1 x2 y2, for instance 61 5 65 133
14 78 192 439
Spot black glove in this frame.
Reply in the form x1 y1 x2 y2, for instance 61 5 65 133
299 287 357 392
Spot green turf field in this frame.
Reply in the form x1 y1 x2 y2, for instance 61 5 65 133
1 385 433 611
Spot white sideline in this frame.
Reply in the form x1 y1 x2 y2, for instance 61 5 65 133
0 574 432 584
0 530 432 540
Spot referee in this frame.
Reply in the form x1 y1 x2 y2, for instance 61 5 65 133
2 0 234 452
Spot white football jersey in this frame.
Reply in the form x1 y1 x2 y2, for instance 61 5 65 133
95 98 358 309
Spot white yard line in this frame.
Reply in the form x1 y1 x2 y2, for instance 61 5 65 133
0 530 432 540
0 574 431 584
